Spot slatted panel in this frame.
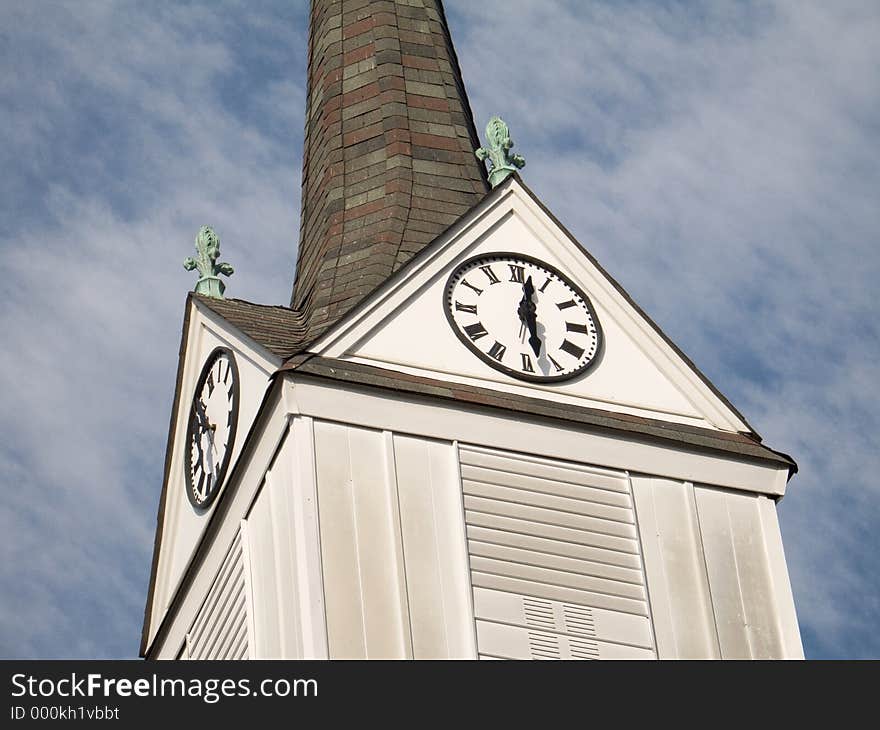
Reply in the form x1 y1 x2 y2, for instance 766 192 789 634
186 531 250 660
460 445 656 660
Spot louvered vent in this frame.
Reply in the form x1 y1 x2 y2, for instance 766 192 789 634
185 530 251 660
459 445 656 660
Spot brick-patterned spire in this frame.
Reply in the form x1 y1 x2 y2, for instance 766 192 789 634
291 0 489 335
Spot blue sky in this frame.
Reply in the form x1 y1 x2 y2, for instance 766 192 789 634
1 0 877 659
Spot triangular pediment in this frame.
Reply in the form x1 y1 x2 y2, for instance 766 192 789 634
142 295 281 654
312 176 752 435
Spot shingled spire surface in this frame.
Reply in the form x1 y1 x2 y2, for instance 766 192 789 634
291 0 489 336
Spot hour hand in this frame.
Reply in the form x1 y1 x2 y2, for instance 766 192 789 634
526 318 541 358
194 399 213 436
518 277 542 357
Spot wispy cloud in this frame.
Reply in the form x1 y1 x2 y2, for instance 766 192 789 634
0 0 306 657
449 0 880 658
0 1 876 658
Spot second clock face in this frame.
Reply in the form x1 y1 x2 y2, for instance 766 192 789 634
444 253 603 382
185 347 240 509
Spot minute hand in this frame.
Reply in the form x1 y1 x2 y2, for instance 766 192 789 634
517 277 542 357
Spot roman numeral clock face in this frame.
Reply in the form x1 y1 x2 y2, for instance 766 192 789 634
444 254 603 383
185 347 240 509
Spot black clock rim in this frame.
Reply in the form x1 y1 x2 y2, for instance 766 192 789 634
443 251 604 384
184 347 240 511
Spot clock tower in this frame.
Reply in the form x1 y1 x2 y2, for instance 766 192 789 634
141 0 802 660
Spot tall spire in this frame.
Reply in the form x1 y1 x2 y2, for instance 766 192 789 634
292 0 489 334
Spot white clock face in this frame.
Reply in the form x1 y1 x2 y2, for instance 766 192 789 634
185 348 240 509
444 253 603 382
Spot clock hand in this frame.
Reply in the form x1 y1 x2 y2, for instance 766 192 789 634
194 398 210 431
517 276 542 357
193 399 218 499
517 281 532 330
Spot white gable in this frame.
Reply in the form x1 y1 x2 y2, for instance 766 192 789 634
145 298 279 649
313 178 750 434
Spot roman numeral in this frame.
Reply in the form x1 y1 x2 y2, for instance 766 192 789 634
521 353 535 372
464 322 488 341
460 279 483 296
488 341 507 361
539 277 552 293
508 264 525 283
548 354 564 372
479 265 500 284
207 373 215 395
556 299 577 310
566 322 590 335
455 301 478 314
559 339 585 359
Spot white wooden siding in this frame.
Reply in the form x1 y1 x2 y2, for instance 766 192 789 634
629 477 720 658
631 477 803 659
393 434 476 658
313 422 475 658
184 529 251 660
242 424 327 659
313 422 413 658
459 445 656 660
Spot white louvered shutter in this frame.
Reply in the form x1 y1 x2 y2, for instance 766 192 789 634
184 529 252 660
459 445 657 660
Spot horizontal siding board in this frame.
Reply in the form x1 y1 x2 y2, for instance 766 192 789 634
468 540 645 585
462 478 634 522
461 464 632 508
472 572 649 616
222 619 248 661
186 530 249 660
195 573 245 659
464 495 637 540
210 590 247 660
196 570 245 660
231 627 249 660
466 525 643 569
190 563 241 652
465 510 639 555
470 556 647 601
188 535 241 650
460 447 632 494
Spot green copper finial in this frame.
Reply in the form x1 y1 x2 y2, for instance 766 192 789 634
476 116 525 188
183 226 234 298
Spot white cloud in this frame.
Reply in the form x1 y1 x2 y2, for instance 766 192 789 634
0 0 305 657
0 0 877 658
449 0 880 657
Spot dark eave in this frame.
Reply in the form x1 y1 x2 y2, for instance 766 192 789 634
279 355 797 474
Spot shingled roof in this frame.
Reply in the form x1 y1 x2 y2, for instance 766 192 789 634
291 0 489 342
195 295 308 360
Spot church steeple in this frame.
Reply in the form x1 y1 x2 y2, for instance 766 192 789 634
292 0 489 335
